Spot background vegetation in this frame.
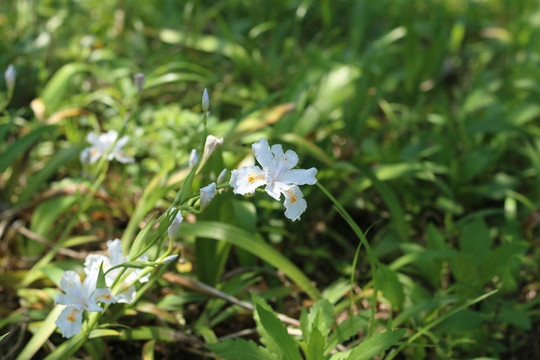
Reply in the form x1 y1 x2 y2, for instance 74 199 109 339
1 0 539 358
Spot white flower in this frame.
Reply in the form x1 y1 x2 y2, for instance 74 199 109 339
80 130 134 165
202 88 210 112
200 182 217 209
55 270 116 338
167 209 183 241
5 64 15 93
230 138 317 221
84 239 148 304
189 149 199 169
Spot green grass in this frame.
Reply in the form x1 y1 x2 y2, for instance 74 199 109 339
1 0 539 358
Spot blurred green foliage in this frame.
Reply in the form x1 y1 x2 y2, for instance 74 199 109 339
1 0 540 358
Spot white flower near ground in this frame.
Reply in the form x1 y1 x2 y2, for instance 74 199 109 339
84 239 148 304
230 138 318 221
54 270 116 338
80 130 134 165
168 209 183 241
200 182 217 209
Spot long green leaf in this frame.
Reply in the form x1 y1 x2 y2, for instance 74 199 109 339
17 305 63 360
41 63 90 112
0 125 56 174
347 329 407 360
178 222 321 300
254 295 302 360
207 338 276 360
17 144 84 205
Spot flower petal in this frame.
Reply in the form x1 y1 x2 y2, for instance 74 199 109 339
252 138 275 171
115 135 129 149
93 288 116 305
278 167 318 186
115 284 136 303
56 306 83 338
107 239 125 266
60 271 83 293
113 151 135 163
84 254 110 275
86 132 100 145
281 185 307 221
230 166 266 195
270 145 299 173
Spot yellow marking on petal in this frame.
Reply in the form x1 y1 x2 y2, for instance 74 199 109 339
248 174 264 184
285 189 297 203
90 149 100 157
96 294 112 301
67 308 78 322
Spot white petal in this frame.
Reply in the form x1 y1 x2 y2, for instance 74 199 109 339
200 182 217 209
270 145 299 170
252 138 275 171
279 168 318 186
230 166 266 195
107 239 125 266
82 271 98 299
264 182 282 201
80 147 91 165
56 306 83 339
86 132 100 145
93 288 116 305
84 254 110 275
60 271 83 293
102 130 118 145
115 135 129 149
115 284 136 303
112 150 134 163
281 185 307 221
88 147 103 164
55 293 77 306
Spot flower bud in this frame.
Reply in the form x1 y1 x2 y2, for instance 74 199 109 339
217 168 228 185
161 254 179 264
200 182 217 210
202 88 210 112
189 149 198 169
203 135 223 160
167 209 183 241
5 64 15 93
134 73 145 94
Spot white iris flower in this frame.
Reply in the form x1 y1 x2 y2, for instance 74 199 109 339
80 130 134 165
84 239 149 304
230 138 317 221
54 270 116 338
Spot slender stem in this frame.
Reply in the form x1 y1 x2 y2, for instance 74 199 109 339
316 181 380 337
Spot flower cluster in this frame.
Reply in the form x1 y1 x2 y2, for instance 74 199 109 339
55 240 149 338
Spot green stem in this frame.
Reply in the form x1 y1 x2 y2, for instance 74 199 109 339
316 181 380 337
